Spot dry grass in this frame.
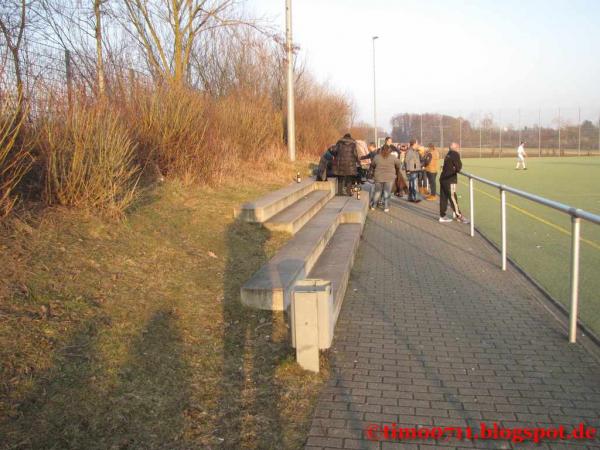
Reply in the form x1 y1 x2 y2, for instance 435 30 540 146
0 100 33 219
295 84 353 157
0 157 329 449
38 102 139 217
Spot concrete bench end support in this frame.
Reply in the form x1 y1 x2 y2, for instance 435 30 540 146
292 279 334 373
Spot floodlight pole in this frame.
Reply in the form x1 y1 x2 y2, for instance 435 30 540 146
372 36 379 146
286 0 296 161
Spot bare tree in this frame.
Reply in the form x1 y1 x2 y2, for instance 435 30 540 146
0 0 28 114
119 0 250 86
94 0 106 96
38 0 109 97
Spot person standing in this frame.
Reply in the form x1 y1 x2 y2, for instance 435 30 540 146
360 141 379 163
424 143 440 200
361 142 378 204
417 144 428 195
331 133 359 195
404 139 422 203
439 142 469 224
369 145 401 212
516 141 527 170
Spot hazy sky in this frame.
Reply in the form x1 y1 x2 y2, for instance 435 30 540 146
250 0 600 130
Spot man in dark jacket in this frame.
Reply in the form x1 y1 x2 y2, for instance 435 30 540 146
439 142 469 224
331 133 359 195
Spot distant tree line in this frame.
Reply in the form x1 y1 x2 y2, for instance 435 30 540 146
391 113 600 154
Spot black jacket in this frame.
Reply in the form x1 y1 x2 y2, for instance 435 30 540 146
331 138 359 176
440 149 462 183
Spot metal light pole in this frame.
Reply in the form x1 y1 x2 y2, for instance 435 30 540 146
372 36 379 146
285 0 296 161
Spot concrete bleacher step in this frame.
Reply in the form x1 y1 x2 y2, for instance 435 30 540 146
264 189 332 234
234 177 335 223
241 196 348 311
240 194 368 311
307 223 362 330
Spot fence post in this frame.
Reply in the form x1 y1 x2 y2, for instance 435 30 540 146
440 114 444 149
578 107 581 156
569 216 581 343
518 108 521 144
558 107 561 156
129 68 136 98
499 118 503 158
469 178 474 237
501 188 507 271
538 108 542 157
479 121 482 158
65 49 73 112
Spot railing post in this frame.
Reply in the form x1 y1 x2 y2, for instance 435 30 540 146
569 216 581 343
469 177 474 237
501 188 507 271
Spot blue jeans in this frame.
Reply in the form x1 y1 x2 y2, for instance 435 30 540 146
408 172 419 201
371 181 392 209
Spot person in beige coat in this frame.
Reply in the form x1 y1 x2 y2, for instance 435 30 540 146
424 143 440 200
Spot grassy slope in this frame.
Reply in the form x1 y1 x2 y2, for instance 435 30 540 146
0 160 328 449
459 156 600 336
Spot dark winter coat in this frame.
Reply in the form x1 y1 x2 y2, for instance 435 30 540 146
331 137 359 176
316 148 335 181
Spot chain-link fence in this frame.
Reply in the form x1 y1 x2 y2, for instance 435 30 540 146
392 110 600 158
0 39 152 115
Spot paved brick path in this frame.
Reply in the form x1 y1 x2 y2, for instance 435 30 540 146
305 198 600 450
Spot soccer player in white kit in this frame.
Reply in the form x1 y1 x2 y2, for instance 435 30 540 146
516 141 527 170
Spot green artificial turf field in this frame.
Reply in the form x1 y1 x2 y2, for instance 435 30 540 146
456 156 600 339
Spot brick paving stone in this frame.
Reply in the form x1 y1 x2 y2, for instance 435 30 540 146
305 199 600 449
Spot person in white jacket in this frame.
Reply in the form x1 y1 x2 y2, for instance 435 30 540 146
516 141 527 170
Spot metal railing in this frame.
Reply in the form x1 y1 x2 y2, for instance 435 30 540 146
461 171 600 344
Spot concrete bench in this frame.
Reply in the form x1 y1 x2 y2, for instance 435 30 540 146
308 223 362 337
264 189 332 235
234 177 335 223
290 224 363 372
240 194 368 311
